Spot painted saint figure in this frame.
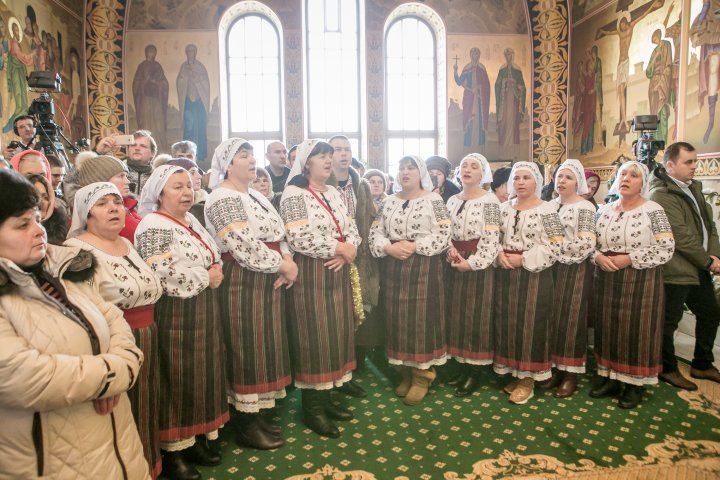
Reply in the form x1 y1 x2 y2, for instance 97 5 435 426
690 0 720 144
595 0 665 145
454 47 491 147
176 44 210 161
581 59 597 155
3 20 33 133
495 48 526 146
132 44 169 149
646 29 673 143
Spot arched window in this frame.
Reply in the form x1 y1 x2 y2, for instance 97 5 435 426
384 5 445 175
305 0 363 158
220 3 284 156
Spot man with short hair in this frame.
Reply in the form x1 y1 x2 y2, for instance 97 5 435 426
327 135 380 399
96 129 157 195
171 140 198 160
265 141 290 193
46 154 66 198
3 115 37 158
649 141 720 390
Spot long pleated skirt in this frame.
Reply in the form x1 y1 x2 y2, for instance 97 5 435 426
288 254 355 389
381 254 447 369
128 323 161 479
550 261 589 373
446 255 494 365
220 259 291 412
594 266 664 386
155 290 229 443
493 267 554 381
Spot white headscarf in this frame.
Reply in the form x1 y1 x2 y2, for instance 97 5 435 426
138 165 191 216
285 138 324 186
393 155 434 194
460 153 494 186
608 160 650 199
556 159 589 195
209 138 249 190
67 182 122 238
507 161 544 198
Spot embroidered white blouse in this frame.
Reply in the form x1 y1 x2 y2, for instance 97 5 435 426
279 185 361 259
134 212 221 298
550 198 597 265
446 192 501 270
499 201 563 272
593 200 675 269
65 237 163 310
204 187 290 273
369 192 451 257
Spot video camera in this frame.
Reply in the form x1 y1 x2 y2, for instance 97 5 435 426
25 71 86 169
631 115 664 172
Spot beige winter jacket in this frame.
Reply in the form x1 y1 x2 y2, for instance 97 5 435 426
0 245 150 479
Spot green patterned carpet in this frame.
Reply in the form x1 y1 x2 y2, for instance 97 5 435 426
197 362 720 479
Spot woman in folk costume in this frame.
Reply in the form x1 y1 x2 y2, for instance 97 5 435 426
135 165 227 480
0 170 149 479
494 161 563 405
65 182 164 478
445 154 501 397
369 155 451 406
279 139 361 438
539 159 596 398
204 139 296 450
591 161 674 409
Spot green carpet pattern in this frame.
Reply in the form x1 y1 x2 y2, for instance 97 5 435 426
197 364 720 479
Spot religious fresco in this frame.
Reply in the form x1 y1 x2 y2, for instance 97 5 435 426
569 0 677 167
685 0 720 154
0 0 86 147
124 32 221 164
127 0 297 30
447 35 532 164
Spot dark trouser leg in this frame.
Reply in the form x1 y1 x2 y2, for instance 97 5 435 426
686 271 720 370
662 283 690 373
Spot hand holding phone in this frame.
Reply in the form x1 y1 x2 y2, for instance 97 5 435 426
115 134 135 146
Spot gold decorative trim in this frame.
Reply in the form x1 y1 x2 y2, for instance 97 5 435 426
696 156 720 178
528 0 569 167
285 464 377 480
444 437 720 479
85 0 127 152
678 390 720 421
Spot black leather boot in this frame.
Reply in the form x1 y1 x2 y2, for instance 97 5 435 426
162 450 201 480
183 436 221 466
235 412 284 450
455 365 479 397
257 411 282 436
537 370 561 390
325 394 354 421
589 378 623 398
302 389 340 438
337 379 367 398
618 384 645 409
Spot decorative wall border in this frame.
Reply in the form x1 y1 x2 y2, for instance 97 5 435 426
527 0 570 167
86 0 128 150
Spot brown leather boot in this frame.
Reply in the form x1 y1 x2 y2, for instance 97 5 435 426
394 365 413 397
403 368 436 406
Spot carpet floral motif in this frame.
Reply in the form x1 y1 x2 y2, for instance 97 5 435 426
443 437 720 479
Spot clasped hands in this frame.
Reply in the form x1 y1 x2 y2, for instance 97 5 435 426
384 240 415 261
324 242 357 272
595 253 632 272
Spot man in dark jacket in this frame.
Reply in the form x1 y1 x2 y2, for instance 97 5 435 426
649 141 720 390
